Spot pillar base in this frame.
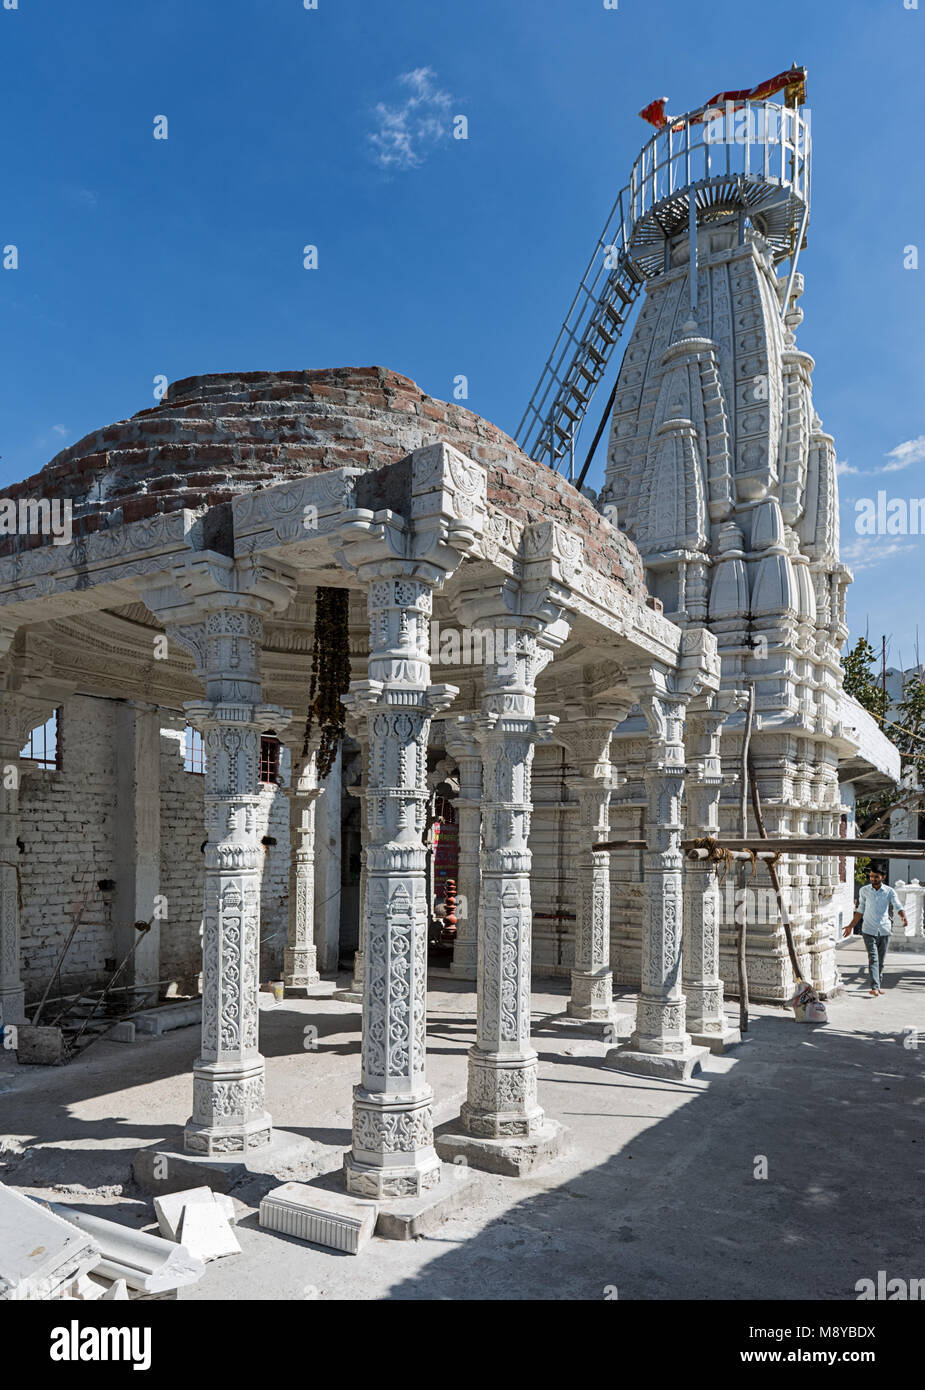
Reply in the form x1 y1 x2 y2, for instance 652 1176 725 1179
183 1111 273 1157
343 1150 442 1201
603 1044 709 1081
547 1010 633 1041
332 988 363 1004
449 939 477 981
134 1127 317 1195
689 1025 742 1054
374 1162 479 1239
435 1120 565 1177
284 983 324 1000
283 946 320 993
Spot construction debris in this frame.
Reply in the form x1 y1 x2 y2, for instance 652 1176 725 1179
0 1184 99 1300
259 1182 377 1255
177 1201 241 1262
153 1186 236 1241
49 1203 204 1294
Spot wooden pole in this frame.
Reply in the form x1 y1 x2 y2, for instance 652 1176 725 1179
592 836 925 859
736 684 755 1032
747 751 804 984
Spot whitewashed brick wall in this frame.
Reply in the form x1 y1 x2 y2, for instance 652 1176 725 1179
19 695 117 998
19 698 292 1003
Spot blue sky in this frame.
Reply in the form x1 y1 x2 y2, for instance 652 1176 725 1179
1 0 922 662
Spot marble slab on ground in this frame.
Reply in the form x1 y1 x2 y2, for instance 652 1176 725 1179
259 1182 378 1254
154 1187 237 1240
177 1201 241 1261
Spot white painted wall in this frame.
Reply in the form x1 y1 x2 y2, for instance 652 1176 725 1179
18 696 291 1003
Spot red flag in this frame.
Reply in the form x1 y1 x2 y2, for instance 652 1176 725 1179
640 66 807 130
638 97 670 130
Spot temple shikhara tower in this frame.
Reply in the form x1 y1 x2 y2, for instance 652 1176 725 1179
517 71 897 1004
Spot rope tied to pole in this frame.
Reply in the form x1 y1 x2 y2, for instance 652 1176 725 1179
689 836 771 883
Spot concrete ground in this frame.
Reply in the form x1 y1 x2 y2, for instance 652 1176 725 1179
1 935 923 1301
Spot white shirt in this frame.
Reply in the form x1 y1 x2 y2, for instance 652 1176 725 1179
857 883 902 937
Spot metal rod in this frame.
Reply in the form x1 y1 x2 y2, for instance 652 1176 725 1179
688 186 698 321
779 198 810 321
576 372 623 489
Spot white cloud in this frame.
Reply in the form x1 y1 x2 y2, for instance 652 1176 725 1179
883 435 925 472
368 67 454 170
836 460 859 476
840 538 916 573
52 424 68 437
63 185 98 209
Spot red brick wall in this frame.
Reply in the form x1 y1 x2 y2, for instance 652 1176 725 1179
3 367 645 598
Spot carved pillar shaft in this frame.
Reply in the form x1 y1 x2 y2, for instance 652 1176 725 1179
350 736 369 995
172 596 292 1156
461 631 558 1139
445 718 481 982
342 572 456 1198
569 781 614 1019
682 704 732 1041
284 745 321 992
557 718 622 1023
631 694 691 1055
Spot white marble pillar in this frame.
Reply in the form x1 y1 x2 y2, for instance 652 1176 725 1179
341 571 456 1199
283 740 321 994
113 701 162 1007
332 731 368 1004
556 720 623 1024
459 629 559 1145
313 744 342 976
164 559 295 1155
445 716 481 982
349 734 369 995
606 670 708 1080
683 698 740 1052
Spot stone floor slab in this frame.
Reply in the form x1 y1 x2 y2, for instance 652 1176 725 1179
603 1045 709 1081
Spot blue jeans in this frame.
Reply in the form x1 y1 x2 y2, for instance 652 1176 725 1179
862 932 889 990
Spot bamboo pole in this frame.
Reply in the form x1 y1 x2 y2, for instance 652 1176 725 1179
591 837 925 858
747 751 805 985
736 684 755 1032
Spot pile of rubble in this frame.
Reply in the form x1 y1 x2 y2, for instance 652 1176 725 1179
0 1184 239 1301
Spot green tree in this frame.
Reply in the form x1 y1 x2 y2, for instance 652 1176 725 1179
842 638 925 837
841 636 886 724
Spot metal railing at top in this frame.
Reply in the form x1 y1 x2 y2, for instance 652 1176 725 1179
626 99 811 226
515 101 812 472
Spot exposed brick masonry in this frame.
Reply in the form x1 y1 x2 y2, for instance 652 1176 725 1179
4 367 645 600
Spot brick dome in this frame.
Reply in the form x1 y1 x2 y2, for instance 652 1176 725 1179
8 367 645 598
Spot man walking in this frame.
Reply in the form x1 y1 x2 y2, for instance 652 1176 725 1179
843 867 908 996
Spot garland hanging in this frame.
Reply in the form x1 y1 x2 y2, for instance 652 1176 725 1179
303 587 351 778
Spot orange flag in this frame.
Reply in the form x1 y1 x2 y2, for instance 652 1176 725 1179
639 66 807 130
